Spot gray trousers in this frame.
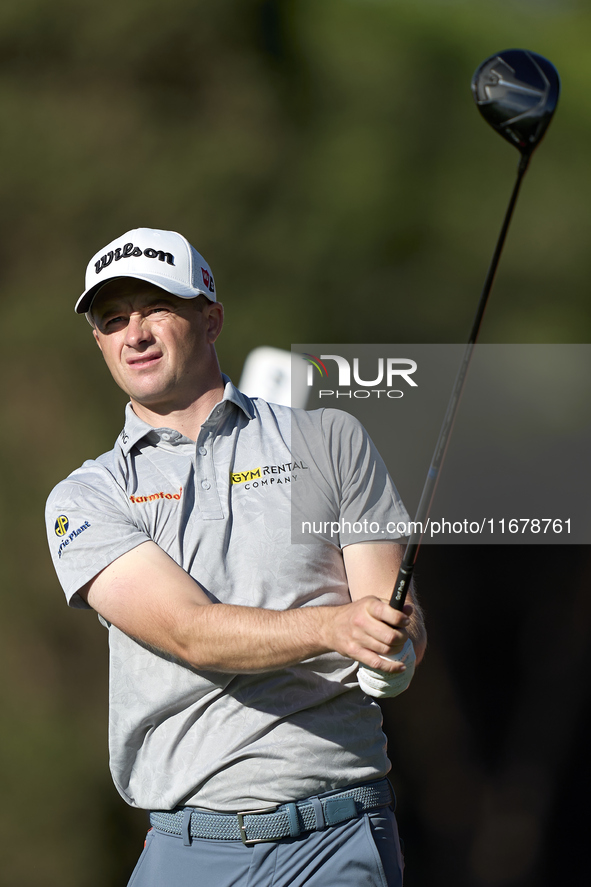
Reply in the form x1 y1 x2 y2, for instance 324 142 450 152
127 807 404 887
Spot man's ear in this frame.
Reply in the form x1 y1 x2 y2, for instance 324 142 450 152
93 329 103 353
206 302 224 344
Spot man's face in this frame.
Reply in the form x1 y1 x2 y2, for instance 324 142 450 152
91 279 224 411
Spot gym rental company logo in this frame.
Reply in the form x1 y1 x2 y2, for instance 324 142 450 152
303 353 418 400
94 242 175 274
231 461 309 491
55 515 92 559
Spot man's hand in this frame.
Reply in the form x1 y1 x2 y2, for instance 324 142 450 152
324 595 413 673
357 637 417 698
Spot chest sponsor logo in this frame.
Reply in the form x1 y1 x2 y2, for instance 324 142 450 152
57 520 91 559
231 461 309 489
231 467 262 484
129 487 183 504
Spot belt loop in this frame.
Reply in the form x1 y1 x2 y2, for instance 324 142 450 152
182 808 193 846
310 796 326 831
286 802 300 838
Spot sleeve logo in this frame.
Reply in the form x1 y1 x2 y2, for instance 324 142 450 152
57 520 92 559
55 515 70 536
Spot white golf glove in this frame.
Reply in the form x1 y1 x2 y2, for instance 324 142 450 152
357 639 416 698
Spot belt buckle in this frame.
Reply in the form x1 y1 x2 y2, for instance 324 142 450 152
236 804 280 846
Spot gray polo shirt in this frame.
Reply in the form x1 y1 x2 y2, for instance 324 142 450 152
45 378 410 812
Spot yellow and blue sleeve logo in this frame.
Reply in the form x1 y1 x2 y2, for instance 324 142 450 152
55 515 70 537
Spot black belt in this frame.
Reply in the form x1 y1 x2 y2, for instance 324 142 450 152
150 779 393 846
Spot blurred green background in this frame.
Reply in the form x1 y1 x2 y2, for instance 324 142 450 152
1 1 590 885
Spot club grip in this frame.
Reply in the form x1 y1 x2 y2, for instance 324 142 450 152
390 563 414 610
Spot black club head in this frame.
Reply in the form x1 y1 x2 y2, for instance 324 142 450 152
471 49 560 156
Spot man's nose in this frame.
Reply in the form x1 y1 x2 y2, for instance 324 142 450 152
124 313 154 347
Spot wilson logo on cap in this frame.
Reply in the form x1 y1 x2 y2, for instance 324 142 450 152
95 242 175 275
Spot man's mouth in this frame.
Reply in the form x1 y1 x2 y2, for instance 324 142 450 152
126 352 162 369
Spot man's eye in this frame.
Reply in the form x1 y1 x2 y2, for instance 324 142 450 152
103 316 126 329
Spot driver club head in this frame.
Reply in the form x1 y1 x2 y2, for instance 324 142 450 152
471 49 560 156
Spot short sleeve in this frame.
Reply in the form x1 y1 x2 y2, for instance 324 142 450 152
320 410 410 547
45 462 152 608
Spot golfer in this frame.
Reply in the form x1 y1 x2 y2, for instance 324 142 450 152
45 227 426 887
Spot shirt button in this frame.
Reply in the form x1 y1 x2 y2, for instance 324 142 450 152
199 447 207 456
201 481 211 490
161 433 171 441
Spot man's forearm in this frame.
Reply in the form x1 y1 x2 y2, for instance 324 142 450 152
133 597 412 674
83 541 413 674
343 542 427 665
151 601 332 672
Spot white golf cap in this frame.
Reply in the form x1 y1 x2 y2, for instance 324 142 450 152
76 227 216 314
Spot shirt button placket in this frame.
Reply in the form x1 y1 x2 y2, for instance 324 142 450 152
196 431 223 519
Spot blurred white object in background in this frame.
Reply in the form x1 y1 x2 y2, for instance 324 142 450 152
239 347 309 408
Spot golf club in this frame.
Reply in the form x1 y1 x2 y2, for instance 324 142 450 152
390 49 560 610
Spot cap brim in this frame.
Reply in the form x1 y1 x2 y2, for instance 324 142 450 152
76 272 215 314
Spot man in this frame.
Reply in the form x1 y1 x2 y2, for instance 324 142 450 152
46 227 426 887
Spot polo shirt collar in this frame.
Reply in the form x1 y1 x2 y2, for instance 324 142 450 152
219 374 256 420
117 375 255 455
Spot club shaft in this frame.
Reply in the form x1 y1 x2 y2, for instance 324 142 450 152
390 152 531 609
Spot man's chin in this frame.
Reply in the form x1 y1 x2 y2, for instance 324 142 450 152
129 392 171 407
126 386 178 413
